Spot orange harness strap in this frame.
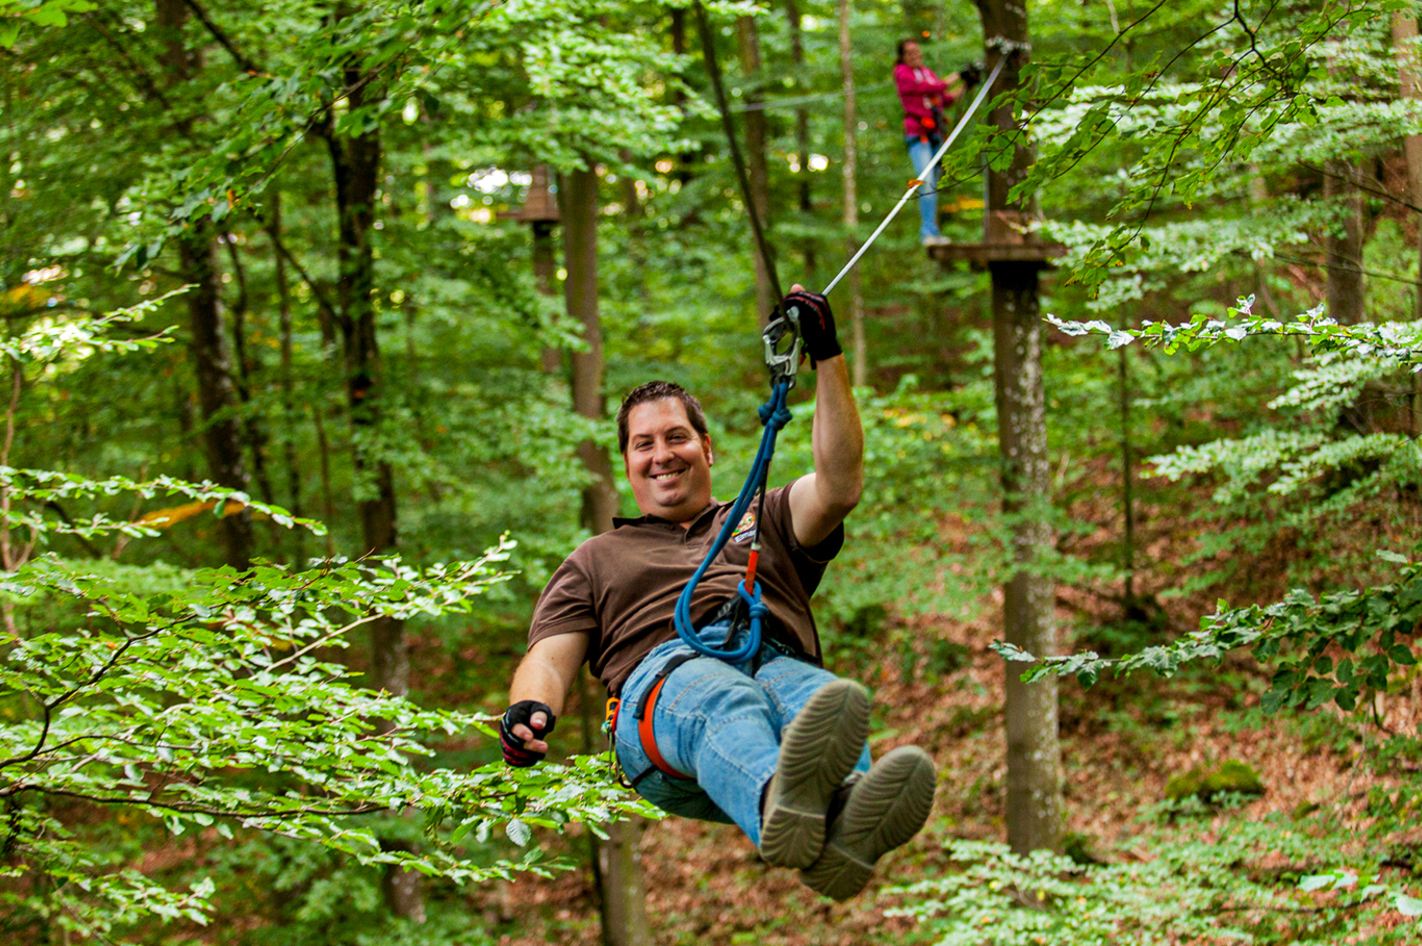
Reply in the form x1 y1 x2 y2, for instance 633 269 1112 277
629 655 697 784
637 676 694 780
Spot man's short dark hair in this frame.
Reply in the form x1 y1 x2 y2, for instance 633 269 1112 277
616 381 709 454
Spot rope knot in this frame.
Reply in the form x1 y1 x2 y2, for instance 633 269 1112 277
737 580 769 619
758 400 792 430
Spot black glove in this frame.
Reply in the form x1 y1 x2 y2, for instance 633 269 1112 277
959 61 983 88
500 700 557 767
782 290 840 366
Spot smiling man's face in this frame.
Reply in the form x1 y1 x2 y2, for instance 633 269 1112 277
623 398 714 524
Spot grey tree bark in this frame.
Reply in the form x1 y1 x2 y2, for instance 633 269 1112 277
787 0 815 276
1392 12 1422 429
972 0 1062 856
737 16 775 325
267 193 306 565
561 165 649 946
1393 13 1422 322
155 0 253 570
838 0 866 387
1324 159 1365 325
320 21 420 920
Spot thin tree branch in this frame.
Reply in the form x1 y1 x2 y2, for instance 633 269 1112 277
3 786 391 817
180 0 263 75
263 223 342 328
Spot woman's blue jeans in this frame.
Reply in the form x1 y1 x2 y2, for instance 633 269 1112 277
614 619 871 846
906 135 942 240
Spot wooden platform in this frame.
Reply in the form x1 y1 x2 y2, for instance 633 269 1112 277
925 210 1066 269
496 165 560 224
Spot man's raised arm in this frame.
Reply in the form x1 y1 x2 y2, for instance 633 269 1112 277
501 631 588 766
785 288 864 548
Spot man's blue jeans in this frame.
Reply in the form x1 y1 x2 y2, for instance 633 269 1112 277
614 619 872 846
906 135 942 240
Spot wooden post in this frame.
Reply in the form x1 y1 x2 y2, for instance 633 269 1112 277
498 165 562 372
561 164 649 946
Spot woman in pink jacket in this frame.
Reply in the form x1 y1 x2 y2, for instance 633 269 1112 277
894 40 962 243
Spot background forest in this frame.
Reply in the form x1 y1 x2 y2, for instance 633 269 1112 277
4 0 1422 943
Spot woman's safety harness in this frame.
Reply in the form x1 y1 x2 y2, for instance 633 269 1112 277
605 6 1007 785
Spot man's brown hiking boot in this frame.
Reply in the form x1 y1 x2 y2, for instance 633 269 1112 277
759 680 871 869
799 745 937 900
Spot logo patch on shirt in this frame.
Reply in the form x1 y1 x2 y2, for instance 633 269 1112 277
731 511 758 544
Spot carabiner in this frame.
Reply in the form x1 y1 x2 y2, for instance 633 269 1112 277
762 303 802 388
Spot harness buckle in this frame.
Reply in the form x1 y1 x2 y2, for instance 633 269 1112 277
762 303 802 387
603 696 621 736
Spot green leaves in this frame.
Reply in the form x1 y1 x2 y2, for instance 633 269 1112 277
1298 869 1422 919
995 560 1422 718
0 293 182 366
1049 299 1422 368
891 811 1422 943
0 0 96 48
0 478 648 934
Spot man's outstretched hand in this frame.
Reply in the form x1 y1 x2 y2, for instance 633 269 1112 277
500 700 557 767
783 286 841 367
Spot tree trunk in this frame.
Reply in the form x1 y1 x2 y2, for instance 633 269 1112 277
535 219 562 374
670 9 697 185
1324 159 1365 324
1247 170 1281 316
268 192 306 565
1117 342 1135 609
324 37 420 921
223 236 281 550
1392 12 1422 321
974 0 1062 856
563 167 620 535
156 0 252 570
737 16 775 325
787 0 815 276
561 164 647 946
838 0 866 387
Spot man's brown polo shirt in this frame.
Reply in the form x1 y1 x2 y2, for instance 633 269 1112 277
527 481 842 695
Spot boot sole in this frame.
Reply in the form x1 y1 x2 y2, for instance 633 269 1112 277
800 745 936 901
759 680 871 869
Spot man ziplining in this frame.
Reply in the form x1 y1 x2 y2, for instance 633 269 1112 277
500 287 937 901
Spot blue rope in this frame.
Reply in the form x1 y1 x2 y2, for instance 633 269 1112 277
672 381 793 661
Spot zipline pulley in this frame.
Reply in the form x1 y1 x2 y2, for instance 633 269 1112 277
761 305 803 388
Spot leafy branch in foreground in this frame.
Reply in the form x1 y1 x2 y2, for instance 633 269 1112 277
992 553 1419 715
0 539 655 939
1048 297 1422 369
888 820 1421 944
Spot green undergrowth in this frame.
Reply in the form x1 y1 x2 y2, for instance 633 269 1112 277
887 799 1422 945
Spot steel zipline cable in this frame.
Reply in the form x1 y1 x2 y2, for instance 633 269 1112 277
821 55 1006 296
673 3 1005 662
